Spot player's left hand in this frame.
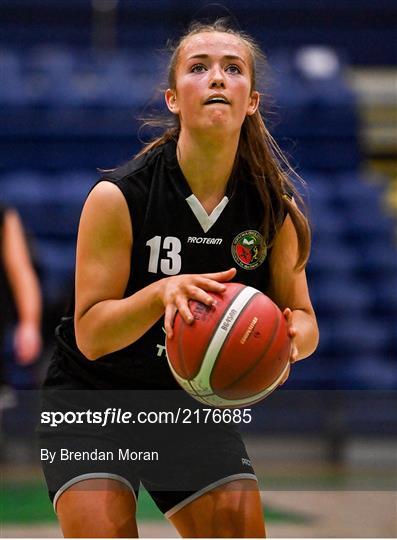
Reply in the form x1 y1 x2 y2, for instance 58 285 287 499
279 308 298 385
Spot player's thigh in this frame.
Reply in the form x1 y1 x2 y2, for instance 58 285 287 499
56 478 138 538
169 478 266 538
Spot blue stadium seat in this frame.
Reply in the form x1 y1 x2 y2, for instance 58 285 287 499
0 171 82 239
267 50 308 107
357 244 397 280
36 240 75 304
0 171 46 203
370 276 397 316
332 172 385 210
26 44 74 75
342 206 394 244
308 242 359 280
68 54 111 107
58 170 94 202
0 48 28 104
310 278 372 318
288 356 365 389
310 204 346 239
23 45 75 106
19 200 81 240
287 357 334 388
344 355 397 390
304 174 334 208
101 50 163 106
329 316 390 357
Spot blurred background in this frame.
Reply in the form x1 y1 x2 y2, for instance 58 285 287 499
0 0 396 537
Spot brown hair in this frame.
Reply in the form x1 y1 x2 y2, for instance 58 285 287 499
136 19 311 270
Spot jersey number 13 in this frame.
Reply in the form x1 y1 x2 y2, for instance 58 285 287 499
146 236 182 275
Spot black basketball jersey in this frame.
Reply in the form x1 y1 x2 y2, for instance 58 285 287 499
53 139 290 389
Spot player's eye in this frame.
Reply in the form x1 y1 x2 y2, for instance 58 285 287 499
191 64 207 73
226 64 242 74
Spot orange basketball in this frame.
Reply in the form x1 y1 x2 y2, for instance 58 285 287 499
166 282 291 408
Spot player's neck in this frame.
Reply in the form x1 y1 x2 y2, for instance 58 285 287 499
176 130 239 204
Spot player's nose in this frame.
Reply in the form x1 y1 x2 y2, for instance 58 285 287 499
209 66 226 88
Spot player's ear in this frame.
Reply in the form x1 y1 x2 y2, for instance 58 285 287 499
246 90 260 116
165 89 179 115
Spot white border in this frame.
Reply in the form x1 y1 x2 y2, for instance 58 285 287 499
164 473 258 519
53 472 137 513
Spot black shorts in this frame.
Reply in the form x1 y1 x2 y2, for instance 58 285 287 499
38 359 257 518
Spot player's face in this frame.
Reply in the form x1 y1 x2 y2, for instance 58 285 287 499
166 32 260 138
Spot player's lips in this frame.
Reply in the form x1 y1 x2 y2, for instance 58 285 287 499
203 94 230 105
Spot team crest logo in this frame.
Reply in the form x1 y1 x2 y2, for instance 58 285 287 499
231 230 267 270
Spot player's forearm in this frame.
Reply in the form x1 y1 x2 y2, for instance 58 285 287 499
2 209 42 327
75 279 166 360
291 308 319 360
7 264 42 327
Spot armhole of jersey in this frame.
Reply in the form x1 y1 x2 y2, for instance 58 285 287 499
88 177 136 242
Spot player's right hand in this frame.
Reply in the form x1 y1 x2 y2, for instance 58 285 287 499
13 321 42 364
160 268 237 338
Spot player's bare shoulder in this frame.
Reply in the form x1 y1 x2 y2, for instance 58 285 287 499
79 181 132 248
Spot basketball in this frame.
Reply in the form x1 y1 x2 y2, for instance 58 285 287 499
166 282 291 408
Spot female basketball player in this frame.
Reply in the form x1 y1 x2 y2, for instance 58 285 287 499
39 20 319 538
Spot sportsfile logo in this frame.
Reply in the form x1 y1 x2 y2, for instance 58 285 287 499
187 237 223 245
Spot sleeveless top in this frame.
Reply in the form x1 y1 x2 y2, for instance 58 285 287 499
51 140 290 389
